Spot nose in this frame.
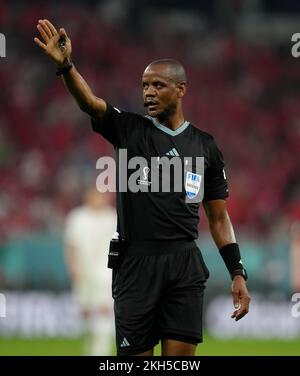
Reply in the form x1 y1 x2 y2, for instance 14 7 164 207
144 85 156 97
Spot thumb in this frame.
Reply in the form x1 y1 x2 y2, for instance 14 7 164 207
59 28 68 39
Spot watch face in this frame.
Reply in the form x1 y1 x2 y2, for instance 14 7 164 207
232 269 248 281
239 269 248 280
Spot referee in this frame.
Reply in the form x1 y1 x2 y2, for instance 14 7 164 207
35 19 250 356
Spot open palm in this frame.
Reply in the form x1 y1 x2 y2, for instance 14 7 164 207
34 19 72 66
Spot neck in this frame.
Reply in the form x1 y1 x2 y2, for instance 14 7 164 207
156 111 185 131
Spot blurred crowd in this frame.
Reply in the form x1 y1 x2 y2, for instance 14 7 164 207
1 1 300 240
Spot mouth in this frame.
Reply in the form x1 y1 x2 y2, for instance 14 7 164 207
144 100 158 108
144 100 159 114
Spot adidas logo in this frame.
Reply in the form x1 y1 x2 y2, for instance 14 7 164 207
120 337 130 347
165 148 179 157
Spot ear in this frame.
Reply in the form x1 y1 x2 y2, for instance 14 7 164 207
176 81 186 98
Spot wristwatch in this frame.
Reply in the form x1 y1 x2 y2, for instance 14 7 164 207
56 62 73 76
231 268 248 281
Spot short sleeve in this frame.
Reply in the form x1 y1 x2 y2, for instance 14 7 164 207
91 103 141 147
203 136 229 201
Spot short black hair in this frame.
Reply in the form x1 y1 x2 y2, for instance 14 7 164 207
147 59 187 83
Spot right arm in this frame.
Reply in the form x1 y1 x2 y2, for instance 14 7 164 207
34 19 106 118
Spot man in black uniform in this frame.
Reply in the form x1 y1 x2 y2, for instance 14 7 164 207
35 19 250 356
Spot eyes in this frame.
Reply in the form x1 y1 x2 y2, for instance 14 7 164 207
142 81 166 90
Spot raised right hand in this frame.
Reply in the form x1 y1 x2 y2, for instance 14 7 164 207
34 19 72 67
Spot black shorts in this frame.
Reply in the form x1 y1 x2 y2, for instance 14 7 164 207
112 241 210 356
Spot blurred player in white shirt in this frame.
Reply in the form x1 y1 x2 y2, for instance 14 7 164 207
64 187 117 355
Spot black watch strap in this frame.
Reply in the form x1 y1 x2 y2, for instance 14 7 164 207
231 268 248 281
56 62 73 76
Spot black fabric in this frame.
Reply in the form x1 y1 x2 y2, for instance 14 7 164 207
91 103 228 243
113 247 208 356
160 333 199 345
124 240 196 256
203 135 228 201
219 243 243 274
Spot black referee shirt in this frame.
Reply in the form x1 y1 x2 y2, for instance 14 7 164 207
91 104 228 242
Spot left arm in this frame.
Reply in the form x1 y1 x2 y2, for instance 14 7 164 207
203 199 251 321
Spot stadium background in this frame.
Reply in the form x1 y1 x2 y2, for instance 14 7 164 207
0 0 300 355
